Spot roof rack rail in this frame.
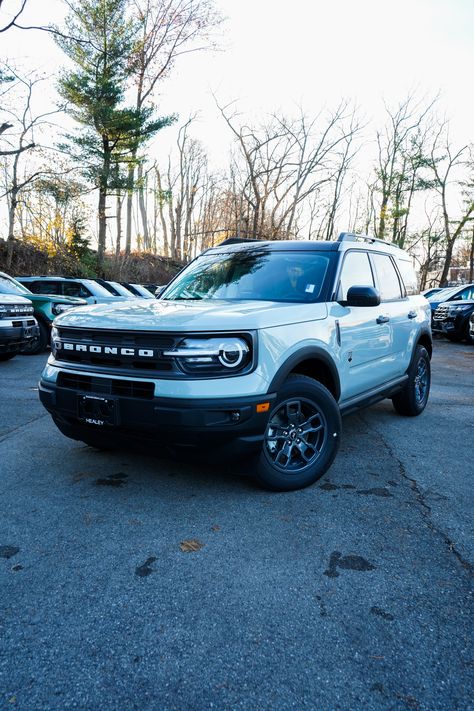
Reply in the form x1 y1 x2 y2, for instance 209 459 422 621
219 237 265 246
337 231 391 246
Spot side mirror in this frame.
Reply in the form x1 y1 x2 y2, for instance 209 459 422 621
346 285 381 307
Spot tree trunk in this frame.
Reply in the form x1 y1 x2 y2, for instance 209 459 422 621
97 138 111 271
137 164 149 250
6 188 19 269
469 226 474 283
116 191 123 259
125 163 134 256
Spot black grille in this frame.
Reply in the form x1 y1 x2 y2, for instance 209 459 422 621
434 305 449 321
54 327 179 374
57 372 154 399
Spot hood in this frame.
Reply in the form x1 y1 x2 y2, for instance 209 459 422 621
0 294 33 306
54 298 328 331
27 293 87 306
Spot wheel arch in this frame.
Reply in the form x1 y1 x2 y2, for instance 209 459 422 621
267 347 341 402
415 329 433 359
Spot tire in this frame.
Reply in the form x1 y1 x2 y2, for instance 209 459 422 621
392 345 431 417
255 374 341 492
0 351 18 361
21 320 49 355
464 324 474 345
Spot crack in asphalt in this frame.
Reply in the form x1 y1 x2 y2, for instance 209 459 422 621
360 414 474 575
0 413 48 444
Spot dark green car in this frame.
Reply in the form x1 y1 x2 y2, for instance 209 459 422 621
0 271 87 353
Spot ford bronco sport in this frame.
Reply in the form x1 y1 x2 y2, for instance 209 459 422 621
0 294 39 361
39 233 432 491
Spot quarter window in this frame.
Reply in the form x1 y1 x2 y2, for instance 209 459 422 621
397 258 418 295
338 251 374 301
371 253 402 301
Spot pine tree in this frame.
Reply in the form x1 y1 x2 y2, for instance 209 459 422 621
56 0 173 269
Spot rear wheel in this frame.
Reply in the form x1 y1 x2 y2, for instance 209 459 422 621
255 375 341 491
392 345 430 416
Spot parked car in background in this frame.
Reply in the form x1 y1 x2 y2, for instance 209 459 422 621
121 283 154 299
17 276 131 306
433 299 474 344
421 287 443 299
93 279 135 299
470 312 474 341
0 294 39 361
427 283 474 314
0 272 86 353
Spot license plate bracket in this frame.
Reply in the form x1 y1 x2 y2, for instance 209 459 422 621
77 395 118 426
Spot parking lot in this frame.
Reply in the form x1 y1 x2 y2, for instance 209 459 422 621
1 340 473 710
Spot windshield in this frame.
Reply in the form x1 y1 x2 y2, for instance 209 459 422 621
163 250 332 303
0 274 32 296
427 286 458 301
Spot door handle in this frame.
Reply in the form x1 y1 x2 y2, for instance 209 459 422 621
376 315 390 324
408 310 417 319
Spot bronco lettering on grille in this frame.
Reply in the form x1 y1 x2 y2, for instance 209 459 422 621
58 342 155 357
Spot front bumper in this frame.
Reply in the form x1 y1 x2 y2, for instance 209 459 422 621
0 321 39 352
39 378 276 454
432 315 466 337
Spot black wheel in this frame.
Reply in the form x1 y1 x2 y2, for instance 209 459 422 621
21 320 49 355
0 351 18 361
255 374 341 491
392 345 430 417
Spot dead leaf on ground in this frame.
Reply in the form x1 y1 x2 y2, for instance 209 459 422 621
180 539 204 552
211 525 221 532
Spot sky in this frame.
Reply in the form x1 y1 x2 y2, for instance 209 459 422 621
0 0 473 231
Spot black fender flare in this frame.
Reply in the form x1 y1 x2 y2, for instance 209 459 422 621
414 326 433 358
267 346 341 401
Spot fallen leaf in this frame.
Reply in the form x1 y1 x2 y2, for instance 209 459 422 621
180 539 204 552
211 525 221 532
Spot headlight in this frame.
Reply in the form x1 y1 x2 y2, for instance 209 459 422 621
52 303 74 316
51 326 59 355
163 336 251 374
448 304 471 315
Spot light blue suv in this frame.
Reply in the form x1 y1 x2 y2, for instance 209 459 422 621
39 233 432 491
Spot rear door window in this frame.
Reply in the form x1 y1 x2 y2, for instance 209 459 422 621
371 253 403 301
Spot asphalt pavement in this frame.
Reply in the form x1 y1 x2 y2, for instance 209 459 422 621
0 340 473 710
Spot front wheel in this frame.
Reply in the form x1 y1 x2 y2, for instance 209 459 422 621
392 345 431 416
255 375 341 491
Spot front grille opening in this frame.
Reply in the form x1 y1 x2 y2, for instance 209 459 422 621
57 372 154 399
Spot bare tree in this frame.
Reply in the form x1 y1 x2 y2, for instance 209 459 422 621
216 100 361 240
429 125 474 286
124 0 222 254
374 94 436 242
1 68 60 267
0 0 28 33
